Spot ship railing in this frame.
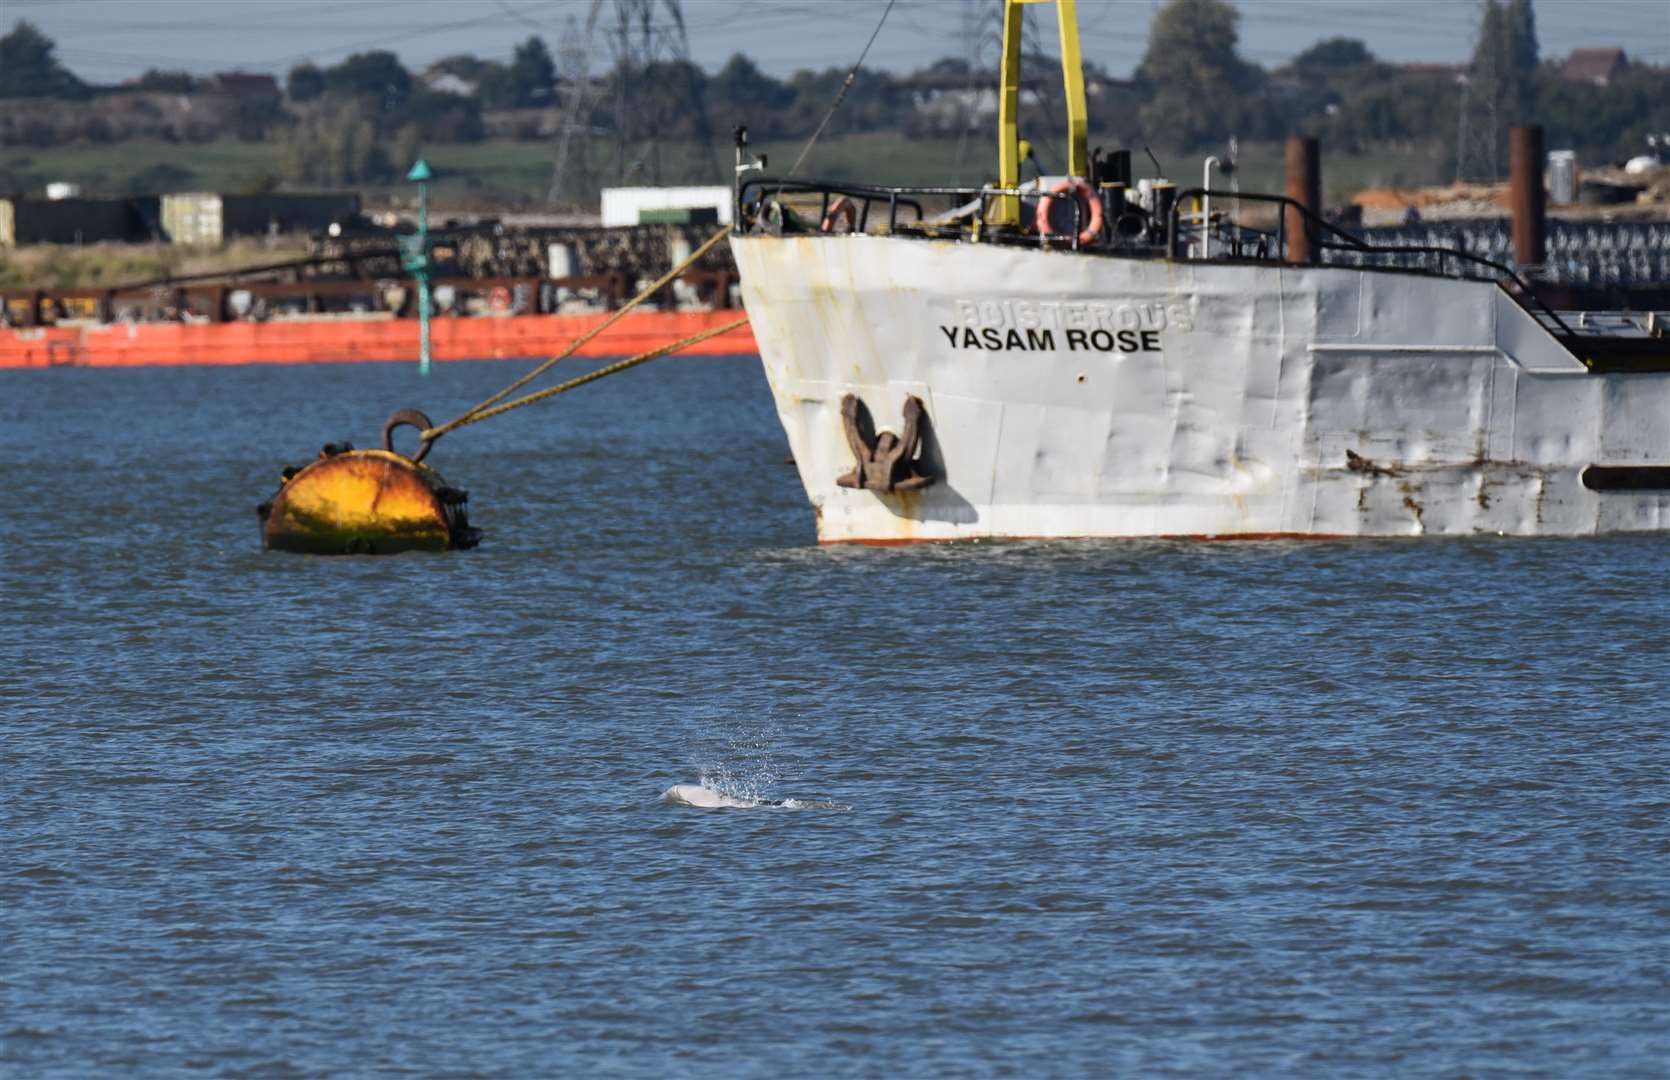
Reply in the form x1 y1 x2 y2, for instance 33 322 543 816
739 178 927 235
1167 188 1577 338
738 178 1105 252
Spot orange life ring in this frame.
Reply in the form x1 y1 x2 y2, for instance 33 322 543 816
488 285 512 311
821 196 857 234
1036 178 1103 246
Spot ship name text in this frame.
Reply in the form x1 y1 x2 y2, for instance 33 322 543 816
939 298 1194 353
939 325 1162 353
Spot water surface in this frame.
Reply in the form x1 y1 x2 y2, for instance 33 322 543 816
3 357 1667 1076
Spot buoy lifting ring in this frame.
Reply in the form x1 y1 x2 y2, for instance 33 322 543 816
1036 178 1103 246
383 408 436 464
821 196 857 234
489 285 513 311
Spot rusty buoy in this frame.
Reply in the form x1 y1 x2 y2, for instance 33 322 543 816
256 410 481 554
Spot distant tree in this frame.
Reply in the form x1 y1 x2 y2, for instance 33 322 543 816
918 57 971 80
1292 38 1376 80
323 51 411 111
80 115 115 142
135 68 198 93
1471 0 1539 123
280 105 394 186
1322 68 1457 151
391 124 422 174
1504 0 1538 119
784 65 898 136
233 96 285 142
287 63 325 102
710 53 793 115
20 119 59 148
1535 64 1670 162
0 20 89 99
1135 0 1264 148
508 36 556 106
1471 0 1507 76
407 89 484 142
475 63 517 110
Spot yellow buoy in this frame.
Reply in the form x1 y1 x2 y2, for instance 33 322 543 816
257 410 480 555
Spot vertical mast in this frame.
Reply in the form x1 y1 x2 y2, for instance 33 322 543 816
992 0 1090 226
994 1 1026 225
1055 0 1088 178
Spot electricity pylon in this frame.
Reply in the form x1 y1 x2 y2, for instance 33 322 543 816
547 0 720 208
1455 0 1502 183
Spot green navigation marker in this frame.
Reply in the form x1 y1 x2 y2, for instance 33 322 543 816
407 159 433 376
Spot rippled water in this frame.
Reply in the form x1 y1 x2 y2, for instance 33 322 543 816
3 357 1667 1077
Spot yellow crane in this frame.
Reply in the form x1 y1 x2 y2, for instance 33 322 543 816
991 0 1089 226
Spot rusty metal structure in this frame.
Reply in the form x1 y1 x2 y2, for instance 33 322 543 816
0 222 739 328
1510 125 1547 267
1284 136 1321 265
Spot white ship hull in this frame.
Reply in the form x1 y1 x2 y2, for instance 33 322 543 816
733 234 1670 543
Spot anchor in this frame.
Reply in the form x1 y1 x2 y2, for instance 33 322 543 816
836 393 935 493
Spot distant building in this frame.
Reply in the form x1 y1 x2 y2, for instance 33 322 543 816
421 70 478 97
0 197 159 246
160 192 360 246
205 72 282 99
600 187 732 228
1561 48 1629 87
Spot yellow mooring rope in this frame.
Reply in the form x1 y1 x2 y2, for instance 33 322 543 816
421 225 736 443
424 316 751 434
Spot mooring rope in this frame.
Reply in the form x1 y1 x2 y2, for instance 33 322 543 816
422 316 751 436
422 224 735 442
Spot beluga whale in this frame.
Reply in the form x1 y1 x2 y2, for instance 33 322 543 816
660 782 845 810
660 783 774 809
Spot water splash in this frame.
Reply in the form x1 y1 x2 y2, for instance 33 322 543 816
693 717 783 804
664 716 849 810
